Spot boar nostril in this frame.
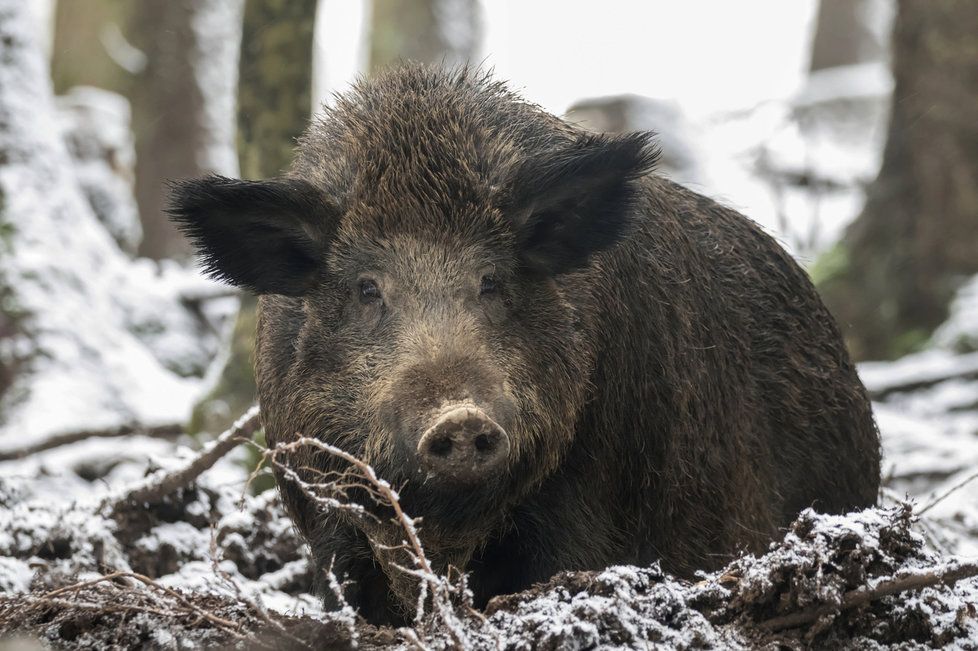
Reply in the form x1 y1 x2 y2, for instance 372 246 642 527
474 433 494 453
429 435 453 457
417 406 510 484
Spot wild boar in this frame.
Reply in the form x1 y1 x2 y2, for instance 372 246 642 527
169 66 880 623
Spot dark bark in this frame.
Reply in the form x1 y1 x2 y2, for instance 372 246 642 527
818 0 978 360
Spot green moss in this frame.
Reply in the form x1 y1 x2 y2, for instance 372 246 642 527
809 242 850 288
888 328 931 359
188 296 257 437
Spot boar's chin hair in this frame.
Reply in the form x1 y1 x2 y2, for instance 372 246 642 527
166 175 338 296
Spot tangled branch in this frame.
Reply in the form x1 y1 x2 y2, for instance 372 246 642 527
262 435 472 649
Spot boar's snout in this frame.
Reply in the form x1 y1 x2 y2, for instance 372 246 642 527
417 406 510 485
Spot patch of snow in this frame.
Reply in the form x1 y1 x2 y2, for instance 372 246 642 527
55 85 142 254
794 61 894 107
934 274 978 353
0 1 226 449
0 557 33 593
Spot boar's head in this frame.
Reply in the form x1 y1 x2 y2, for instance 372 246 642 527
168 68 658 554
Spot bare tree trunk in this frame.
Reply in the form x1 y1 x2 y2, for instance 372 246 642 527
368 0 481 72
50 0 136 96
131 0 243 260
190 0 317 456
129 1 202 260
818 0 978 360
809 0 884 72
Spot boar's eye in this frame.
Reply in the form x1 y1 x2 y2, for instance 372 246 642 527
359 279 381 303
479 275 498 296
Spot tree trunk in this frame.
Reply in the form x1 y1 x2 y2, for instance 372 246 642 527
818 0 978 361
0 0 216 437
190 0 317 454
51 0 242 261
368 0 481 73
809 0 884 72
130 0 243 260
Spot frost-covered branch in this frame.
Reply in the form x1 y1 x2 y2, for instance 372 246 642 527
107 405 260 511
264 435 472 648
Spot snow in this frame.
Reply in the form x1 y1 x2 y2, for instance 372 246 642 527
867 276 978 558
56 86 143 254
0 0 233 449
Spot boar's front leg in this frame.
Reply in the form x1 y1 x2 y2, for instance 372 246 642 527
307 517 405 626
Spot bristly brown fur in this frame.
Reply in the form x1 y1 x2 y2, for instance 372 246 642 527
169 65 881 625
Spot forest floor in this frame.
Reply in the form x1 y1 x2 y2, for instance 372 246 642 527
1 295 978 650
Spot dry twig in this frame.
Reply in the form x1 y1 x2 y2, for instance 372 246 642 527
918 468 978 516
267 436 471 649
37 571 249 638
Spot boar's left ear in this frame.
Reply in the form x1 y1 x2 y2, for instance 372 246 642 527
504 132 659 275
166 175 337 296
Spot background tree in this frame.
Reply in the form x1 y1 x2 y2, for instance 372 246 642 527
51 0 242 260
818 0 978 360
190 0 317 464
808 0 886 72
368 0 481 72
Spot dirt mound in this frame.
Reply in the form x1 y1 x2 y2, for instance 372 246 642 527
3 494 974 649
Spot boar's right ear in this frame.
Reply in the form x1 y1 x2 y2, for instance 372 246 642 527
166 175 336 296
503 132 659 275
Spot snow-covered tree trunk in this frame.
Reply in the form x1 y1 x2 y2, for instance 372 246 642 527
0 0 222 446
131 0 244 260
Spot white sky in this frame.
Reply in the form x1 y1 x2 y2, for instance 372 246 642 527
314 0 819 118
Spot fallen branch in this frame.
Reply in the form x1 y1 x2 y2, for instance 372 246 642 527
179 285 241 305
860 351 978 400
758 559 978 632
107 405 260 511
0 422 183 462
39 571 246 635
